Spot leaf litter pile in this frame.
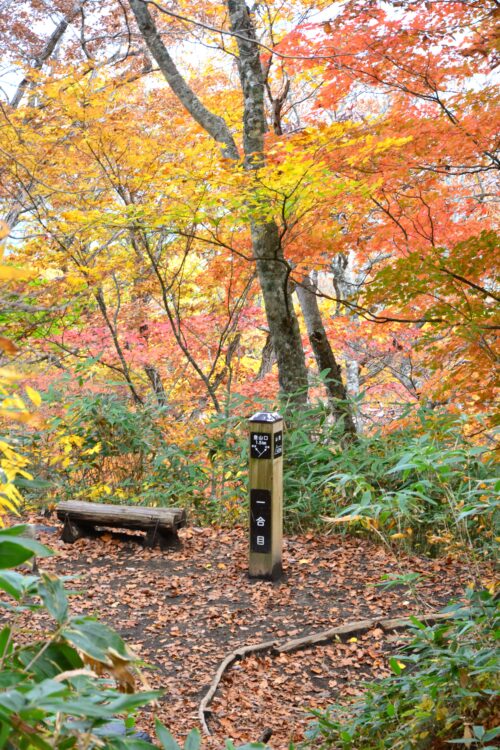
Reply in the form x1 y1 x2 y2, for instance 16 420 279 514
11 520 479 747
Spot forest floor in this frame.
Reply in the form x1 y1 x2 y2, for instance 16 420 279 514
22 518 482 748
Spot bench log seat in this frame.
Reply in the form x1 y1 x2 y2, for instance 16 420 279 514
56 500 187 550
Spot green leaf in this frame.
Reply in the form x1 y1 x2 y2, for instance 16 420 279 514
0 525 33 537
155 719 181 750
0 669 24 689
62 618 132 665
0 540 36 569
38 575 69 624
0 626 11 658
409 615 427 630
18 642 82 681
0 527 52 569
25 678 67 704
15 728 52 750
106 692 161 714
55 739 75 750
0 689 26 713
483 728 500 742
0 526 52 555
389 657 402 675
0 571 26 600
0 721 11 748
184 729 201 750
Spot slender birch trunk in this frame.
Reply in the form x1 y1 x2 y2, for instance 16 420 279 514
296 274 357 437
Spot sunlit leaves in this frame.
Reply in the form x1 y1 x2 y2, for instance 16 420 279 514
1 0 497 428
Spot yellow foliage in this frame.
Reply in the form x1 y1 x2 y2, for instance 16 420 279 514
0 373 34 524
80 483 113 501
0 242 39 523
0 264 36 281
25 386 42 407
0 221 9 259
322 514 363 524
82 442 102 456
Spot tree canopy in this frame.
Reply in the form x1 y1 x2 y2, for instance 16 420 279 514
0 0 497 425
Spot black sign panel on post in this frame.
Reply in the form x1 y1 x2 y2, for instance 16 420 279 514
250 432 271 459
250 489 272 553
274 431 283 458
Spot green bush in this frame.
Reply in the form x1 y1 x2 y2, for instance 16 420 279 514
19 382 498 555
0 525 160 748
19 387 249 524
0 527 273 749
281 399 346 531
319 410 498 556
305 589 499 750
21 388 209 514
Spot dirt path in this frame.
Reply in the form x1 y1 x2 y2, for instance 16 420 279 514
30 521 475 748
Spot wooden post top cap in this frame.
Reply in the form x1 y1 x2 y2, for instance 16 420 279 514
249 411 283 423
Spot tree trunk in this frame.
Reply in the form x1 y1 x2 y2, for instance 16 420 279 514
345 359 363 434
252 221 308 398
226 0 308 403
144 365 167 406
10 2 83 109
128 0 309 405
257 332 276 380
128 0 239 160
296 274 357 437
94 289 143 404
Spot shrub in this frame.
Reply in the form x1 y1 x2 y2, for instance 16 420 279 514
0 525 161 748
0 527 273 749
305 589 499 750
320 410 498 557
18 381 498 557
19 387 249 524
21 388 209 514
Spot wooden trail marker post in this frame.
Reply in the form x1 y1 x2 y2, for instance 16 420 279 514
248 411 283 580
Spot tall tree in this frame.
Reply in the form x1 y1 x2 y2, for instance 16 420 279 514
278 0 499 417
127 0 309 404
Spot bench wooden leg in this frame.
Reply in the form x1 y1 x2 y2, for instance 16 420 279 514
61 517 95 543
144 527 181 550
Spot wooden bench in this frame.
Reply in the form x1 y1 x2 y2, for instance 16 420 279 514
56 501 187 550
